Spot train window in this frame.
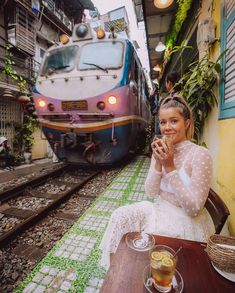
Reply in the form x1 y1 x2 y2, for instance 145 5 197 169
40 45 78 76
78 41 124 71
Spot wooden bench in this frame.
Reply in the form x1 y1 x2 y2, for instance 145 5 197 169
205 188 230 234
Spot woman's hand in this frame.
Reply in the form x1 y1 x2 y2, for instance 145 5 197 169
151 139 162 172
151 137 176 173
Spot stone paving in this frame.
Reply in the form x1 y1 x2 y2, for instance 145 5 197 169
15 156 151 293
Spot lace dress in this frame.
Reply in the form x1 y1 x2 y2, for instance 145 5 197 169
100 140 215 268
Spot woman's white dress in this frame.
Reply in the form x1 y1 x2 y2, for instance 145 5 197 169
100 140 215 268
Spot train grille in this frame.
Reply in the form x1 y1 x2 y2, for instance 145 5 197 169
61 100 88 111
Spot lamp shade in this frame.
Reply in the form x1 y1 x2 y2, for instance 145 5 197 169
2 89 14 98
155 41 166 52
152 78 159 85
153 64 161 72
154 0 174 9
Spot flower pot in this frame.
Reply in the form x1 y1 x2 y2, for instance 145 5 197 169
23 152 32 164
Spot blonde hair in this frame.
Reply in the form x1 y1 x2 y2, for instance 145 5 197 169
158 95 194 140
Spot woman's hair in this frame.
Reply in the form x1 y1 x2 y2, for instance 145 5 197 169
166 71 182 92
158 95 194 140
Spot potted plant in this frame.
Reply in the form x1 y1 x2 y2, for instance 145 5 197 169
13 112 38 164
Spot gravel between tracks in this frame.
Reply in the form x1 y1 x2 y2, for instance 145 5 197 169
0 167 121 293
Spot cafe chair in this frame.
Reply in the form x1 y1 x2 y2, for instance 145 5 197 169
205 188 230 234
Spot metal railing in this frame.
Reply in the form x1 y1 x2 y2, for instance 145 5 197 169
0 36 41 85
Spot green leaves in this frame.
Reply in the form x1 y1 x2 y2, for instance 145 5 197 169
1 45 27 92
2 46 38 153
165 0 193 60
179 52 225 143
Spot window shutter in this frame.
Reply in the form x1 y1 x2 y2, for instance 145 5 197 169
225 0 235 18
220 0 235 118
224 17 235 103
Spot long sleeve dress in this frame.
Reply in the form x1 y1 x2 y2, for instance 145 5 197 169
99 140 215 268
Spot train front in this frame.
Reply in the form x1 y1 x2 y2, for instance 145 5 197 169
33 23 138 165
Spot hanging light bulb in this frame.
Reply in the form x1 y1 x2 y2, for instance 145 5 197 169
152 78 159 85
155 14 166 52
154 0 174 9
155 41 166 52
153 64 162 72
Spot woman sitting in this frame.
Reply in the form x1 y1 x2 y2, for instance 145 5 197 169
0 136 15 170
99 96 215 268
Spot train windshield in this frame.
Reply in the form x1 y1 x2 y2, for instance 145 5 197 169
40 45 78 76
78 41 123 71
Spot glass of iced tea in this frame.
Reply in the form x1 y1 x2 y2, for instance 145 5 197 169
149 245 177 293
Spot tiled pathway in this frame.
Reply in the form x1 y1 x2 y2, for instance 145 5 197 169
15 156 151 293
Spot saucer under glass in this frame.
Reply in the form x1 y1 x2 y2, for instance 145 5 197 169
143 264 184 293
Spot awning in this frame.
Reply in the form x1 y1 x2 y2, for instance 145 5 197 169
79 0 95 10
64 0 95 11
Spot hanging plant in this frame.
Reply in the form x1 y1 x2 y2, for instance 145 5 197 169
179 50 227 143
0 45 27 93
163 0 192 64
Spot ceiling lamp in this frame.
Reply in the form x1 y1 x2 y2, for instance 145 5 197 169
154 0 174 9
153 64 161 72
155 41 166 52
152 78 159 85
155 15 166 52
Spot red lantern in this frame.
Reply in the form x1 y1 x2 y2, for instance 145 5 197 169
18 95 31 104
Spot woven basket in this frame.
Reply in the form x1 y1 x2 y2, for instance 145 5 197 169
207 234 235 273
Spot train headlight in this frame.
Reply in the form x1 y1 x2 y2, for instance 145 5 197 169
108 95 117 105
38 99 46 108
96 28 105 39
59 34 69 44
97 101 106 110
48 103 55 111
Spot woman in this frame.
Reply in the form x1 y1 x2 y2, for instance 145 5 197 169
165 71 182 96
99 96 214 268
0 136 15 170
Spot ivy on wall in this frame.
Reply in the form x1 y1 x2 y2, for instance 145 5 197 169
1 45 38 154
163 0 192 64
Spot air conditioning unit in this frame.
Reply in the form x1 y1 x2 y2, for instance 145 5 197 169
55 9 63 20
42 0 48 8
64 16 72 30
8 28 16 46
67 21 72 30
43 0 54 11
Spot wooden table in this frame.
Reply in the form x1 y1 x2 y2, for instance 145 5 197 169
100 234 235 293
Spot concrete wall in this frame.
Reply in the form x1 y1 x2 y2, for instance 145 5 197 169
201 0 235 235
32 128 48 160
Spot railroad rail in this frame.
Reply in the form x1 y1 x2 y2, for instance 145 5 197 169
0 166 100 248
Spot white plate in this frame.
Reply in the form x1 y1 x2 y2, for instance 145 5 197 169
212 263 235 282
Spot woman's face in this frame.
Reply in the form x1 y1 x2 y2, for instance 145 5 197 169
159 107 190 144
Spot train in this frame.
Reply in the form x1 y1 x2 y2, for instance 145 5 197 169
33 22 151 165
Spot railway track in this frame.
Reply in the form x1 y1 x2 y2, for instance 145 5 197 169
0 166 100 248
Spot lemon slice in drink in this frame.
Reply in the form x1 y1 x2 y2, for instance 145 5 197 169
161 256 174 267
151 251 164 261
